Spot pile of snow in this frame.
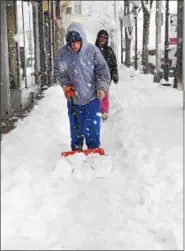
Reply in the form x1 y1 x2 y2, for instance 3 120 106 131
52 154 113 181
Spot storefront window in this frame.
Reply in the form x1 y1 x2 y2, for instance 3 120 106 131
6 1 20 89
16 1 35 89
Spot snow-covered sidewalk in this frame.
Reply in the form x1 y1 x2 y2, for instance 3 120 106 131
1 66 183 250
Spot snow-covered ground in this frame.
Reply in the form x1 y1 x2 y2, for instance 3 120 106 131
1 66 183 250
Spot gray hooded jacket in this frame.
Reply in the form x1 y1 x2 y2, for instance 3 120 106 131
54 22 111 105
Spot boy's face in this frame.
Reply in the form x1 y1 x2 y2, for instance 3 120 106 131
71 41 82 52
98 35 107 46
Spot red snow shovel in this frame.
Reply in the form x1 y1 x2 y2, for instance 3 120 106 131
61 148 105 157
61 85 105 157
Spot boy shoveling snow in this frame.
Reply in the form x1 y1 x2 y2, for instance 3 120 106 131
54 22 111 155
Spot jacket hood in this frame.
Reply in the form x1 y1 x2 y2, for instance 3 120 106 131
66 22 87 49
95 29 109 47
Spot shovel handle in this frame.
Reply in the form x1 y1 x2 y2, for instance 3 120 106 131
70 97 83 148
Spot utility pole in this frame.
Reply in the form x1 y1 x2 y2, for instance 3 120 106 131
118 8 124 64
124 0 131 67
164 0 169 82
133 5 139 70
154 1 162 83
120 19 124 64
113 1 118 59
132 2 141 70
174 0 183 89
134 12 137 70
124 1 127 65
38 1 48 88
141 0 153 73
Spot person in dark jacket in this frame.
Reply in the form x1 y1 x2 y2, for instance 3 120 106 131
95 29 119 120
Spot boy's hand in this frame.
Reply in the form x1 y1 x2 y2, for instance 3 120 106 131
63 85 75 99
97 89 106 99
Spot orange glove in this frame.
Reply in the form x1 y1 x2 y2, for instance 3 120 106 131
64 85 75 98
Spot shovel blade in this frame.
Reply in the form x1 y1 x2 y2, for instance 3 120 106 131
61 148 105 157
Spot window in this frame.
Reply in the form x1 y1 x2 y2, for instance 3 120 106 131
6 0 20 89
75 2 81 14
66 7 72 15
16 1 35 89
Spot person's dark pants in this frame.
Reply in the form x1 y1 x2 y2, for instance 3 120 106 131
67 98 101 151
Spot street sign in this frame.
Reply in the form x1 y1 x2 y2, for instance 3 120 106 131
169 13 177 44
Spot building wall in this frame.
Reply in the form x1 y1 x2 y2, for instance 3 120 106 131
0 1 11 119
70 1 83 23
6 1 20 89
12 1 41 112
1 1 43 118
61 1 83 36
